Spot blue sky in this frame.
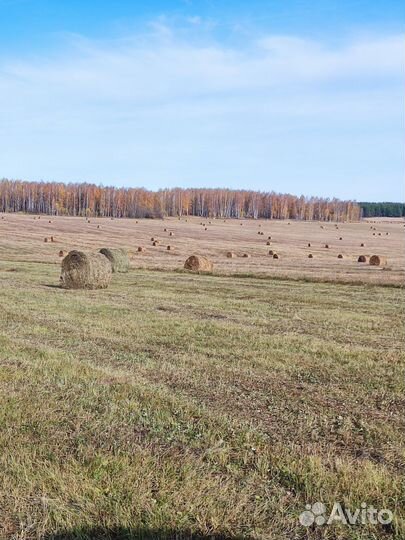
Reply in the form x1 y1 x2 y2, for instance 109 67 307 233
0 0 404 201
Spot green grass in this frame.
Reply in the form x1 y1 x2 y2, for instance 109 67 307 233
0 261 404 539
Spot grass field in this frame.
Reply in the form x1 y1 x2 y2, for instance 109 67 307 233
0 238 404 539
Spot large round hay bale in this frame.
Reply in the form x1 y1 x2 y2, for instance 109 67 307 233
358 255 369 263
184 255 213 272
226 251 236 258
61 251 112 289
308 253 313 258
337 254 343 259
369 255 387 266
99 248 130 273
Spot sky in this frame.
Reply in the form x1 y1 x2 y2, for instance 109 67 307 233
0 1 404 201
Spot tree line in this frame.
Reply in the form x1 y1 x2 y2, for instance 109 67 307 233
360 202 405 218
0 179 361 221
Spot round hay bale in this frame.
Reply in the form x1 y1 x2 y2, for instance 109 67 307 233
266 241 271 245
360 243 365 247
242 253 251 258
169 232 174 236
58 250 65 257
60 251 112 289
339 237 343 240
167 245 172 251
48 220 52 223
307 243 311 247
99 248 130 273
50 236 55 242
337 254 343 259
273 253 279 259
308 253 313 258
357 255 369 263
184 255 213 272
164 228 167 232
369 255 387 266
325 244 329 248
226 251 236 258
44 237 48 243
152 240 159 246
137 246 145 252
268 236 272 240
97 225 100 229
268 250 274 256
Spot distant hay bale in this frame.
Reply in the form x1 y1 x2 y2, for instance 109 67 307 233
242 253 251 258
369 255 387 266
169 232 174 236
164 228 167 232
99 248 130 273
358 255 369 263
184 255 213 272
137 246 145 252
273 253 279 259
97 225 100 229
48 220 52 223
152 241 159 246
308 253 313 258
204 227 208 231
226 251 236 258
266 241 271 245
151 237 155 241
339 237 343 240
307 243 311 247
325 244 329 248
58 250 65 257
337 254 343 259
60 251 112 289
268 250 274 256
50 236 55 242
167 245 172 251
360 243 365 247
44 237 48 243
268 236 272 240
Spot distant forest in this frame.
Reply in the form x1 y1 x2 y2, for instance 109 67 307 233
360 202 405 218
0 178 361 221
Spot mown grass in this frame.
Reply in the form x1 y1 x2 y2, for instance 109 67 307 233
0 261 404 540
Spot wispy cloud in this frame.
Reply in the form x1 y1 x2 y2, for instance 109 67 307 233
0 19 403 199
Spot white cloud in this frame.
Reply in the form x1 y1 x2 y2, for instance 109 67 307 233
0 22 403 199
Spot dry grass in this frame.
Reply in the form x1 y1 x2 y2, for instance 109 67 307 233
0 214 403 286
60 250 112 289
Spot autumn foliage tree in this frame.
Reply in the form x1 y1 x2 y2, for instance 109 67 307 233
0 179 361 221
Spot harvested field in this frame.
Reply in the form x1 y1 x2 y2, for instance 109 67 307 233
0 260 404 539
0 214 403 285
